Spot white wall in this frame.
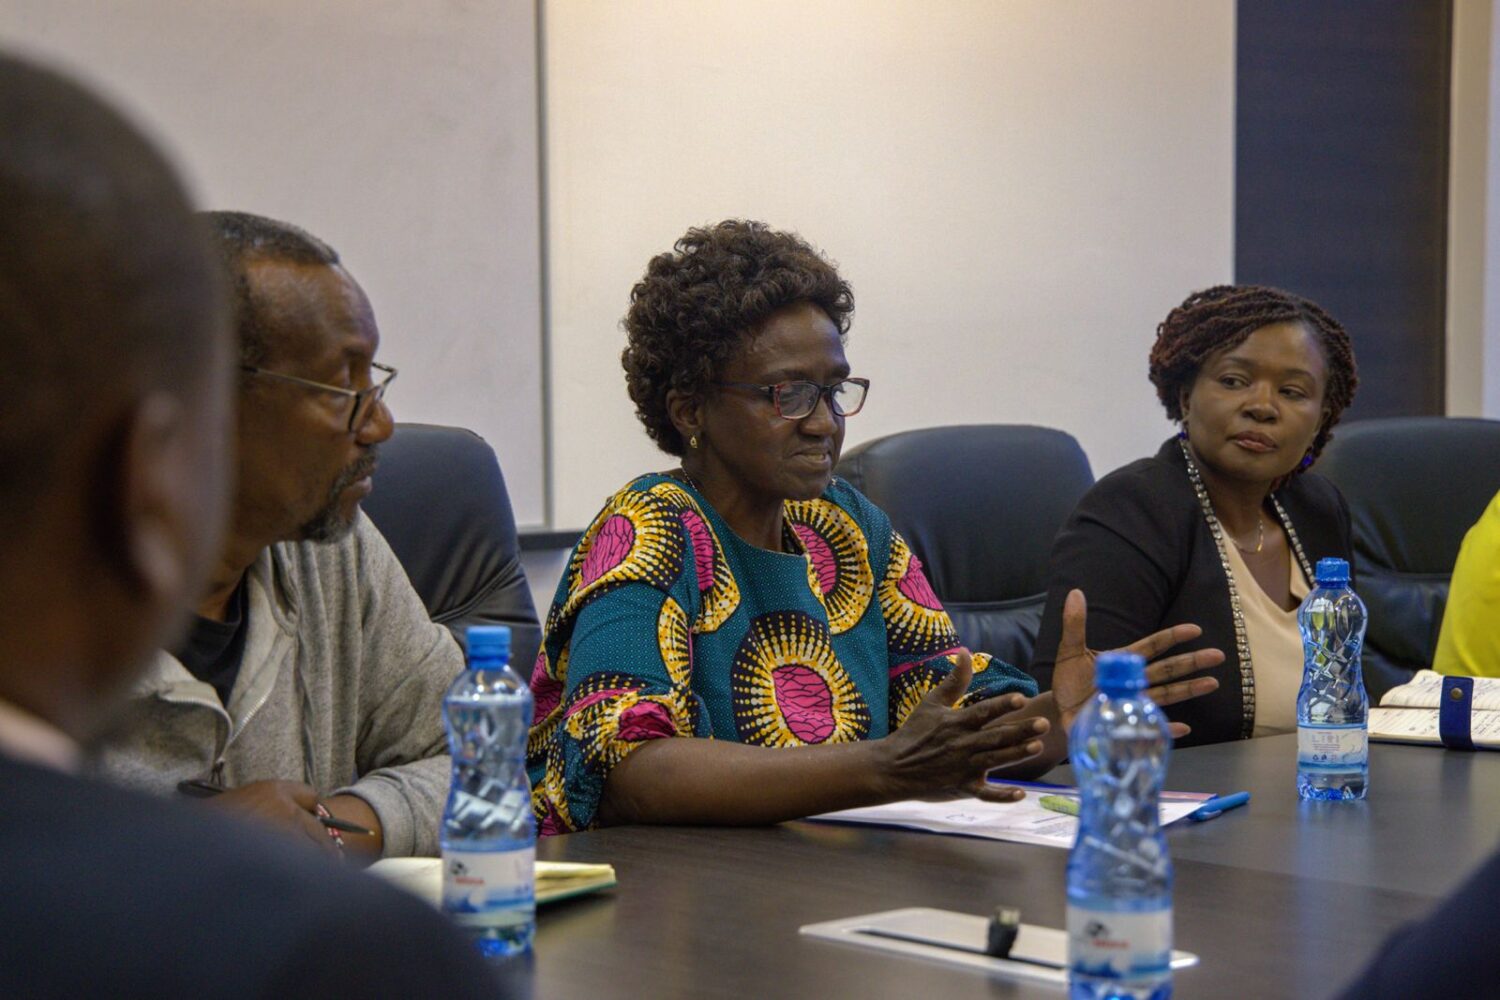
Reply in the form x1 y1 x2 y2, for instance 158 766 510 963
543 0 1236 527
1487 1 1500 418
1 0 548 524
1449 0 1495 417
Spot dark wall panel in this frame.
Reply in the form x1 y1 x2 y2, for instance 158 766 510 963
1236 0 1452 418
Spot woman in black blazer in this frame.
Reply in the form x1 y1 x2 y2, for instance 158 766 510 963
1033 286 1359 747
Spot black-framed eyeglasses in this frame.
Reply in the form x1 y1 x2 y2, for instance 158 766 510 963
240 362 397 432
713 377 870 420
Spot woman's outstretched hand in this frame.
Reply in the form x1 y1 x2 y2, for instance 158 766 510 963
1050 589 1223 739
878 650 1050 803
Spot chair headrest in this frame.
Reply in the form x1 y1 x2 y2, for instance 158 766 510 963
838 424 1094 601
363 422 536 633
1316 417 1500 574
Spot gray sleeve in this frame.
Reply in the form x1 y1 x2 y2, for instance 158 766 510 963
332 515 464 857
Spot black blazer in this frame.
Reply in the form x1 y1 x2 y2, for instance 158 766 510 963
0 753 507 999
1031 438 1354 747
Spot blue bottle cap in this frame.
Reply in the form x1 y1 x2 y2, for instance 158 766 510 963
1314 557 1350 585
1095 651 1147 693
465 624 511 662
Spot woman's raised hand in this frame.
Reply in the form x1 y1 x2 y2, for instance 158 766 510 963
1050 589 1223 739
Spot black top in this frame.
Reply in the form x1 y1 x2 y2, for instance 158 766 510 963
0 753 508 999
173 578 248 705
1030 438 1354 747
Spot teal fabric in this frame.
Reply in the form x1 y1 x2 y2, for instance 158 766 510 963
526 473 1036 833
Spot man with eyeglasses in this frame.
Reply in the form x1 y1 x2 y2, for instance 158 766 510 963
96 210 460 861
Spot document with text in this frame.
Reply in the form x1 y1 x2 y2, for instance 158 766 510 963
808 784 1214 849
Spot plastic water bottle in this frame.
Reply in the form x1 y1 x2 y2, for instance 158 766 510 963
1296 557 1369 801
1067 651 1173 1000
441 625 536 957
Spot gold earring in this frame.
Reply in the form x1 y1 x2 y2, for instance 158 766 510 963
689 435 699 449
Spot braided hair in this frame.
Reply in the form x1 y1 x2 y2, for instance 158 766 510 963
1148 285 1358 468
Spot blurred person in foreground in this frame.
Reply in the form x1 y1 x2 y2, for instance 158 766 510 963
0 50 501 998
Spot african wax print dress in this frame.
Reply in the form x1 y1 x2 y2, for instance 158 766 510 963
526 473 1037 833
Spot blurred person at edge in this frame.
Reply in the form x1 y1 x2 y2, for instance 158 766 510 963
0 50 503 998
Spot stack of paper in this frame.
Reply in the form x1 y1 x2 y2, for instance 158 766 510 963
809 783 1213 849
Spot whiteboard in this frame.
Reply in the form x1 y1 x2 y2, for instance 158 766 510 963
542 0 1235 527
1 0 547 525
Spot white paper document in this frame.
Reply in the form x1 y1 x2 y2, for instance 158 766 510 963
808 784 1213 849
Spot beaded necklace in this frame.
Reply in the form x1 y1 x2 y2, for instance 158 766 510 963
1177 438 1315 739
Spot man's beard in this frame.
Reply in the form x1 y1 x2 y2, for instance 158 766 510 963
298 448 379 543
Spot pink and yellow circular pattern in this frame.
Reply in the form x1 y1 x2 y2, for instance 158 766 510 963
730 611 870 746
880 533 960 657
560 488 687 620
888 651 997 728
784 498 874 634
649 480 741 632
657 595 693 688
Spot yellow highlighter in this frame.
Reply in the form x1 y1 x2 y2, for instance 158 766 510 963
1039 794 1081 817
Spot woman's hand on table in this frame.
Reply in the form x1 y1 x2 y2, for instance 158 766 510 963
878 650 1050 803
1050 588 1223 739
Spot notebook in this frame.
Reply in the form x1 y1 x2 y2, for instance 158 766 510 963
1369 670 1500 749
369 857 617 907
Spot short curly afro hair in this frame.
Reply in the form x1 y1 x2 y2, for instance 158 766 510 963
1149 284 1358 468
622 220 855 456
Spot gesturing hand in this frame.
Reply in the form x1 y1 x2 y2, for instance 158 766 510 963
1050 589 1223 739
204 779 337 856
879 650 1049 803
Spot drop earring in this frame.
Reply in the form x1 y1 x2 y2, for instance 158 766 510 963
689 435 699 449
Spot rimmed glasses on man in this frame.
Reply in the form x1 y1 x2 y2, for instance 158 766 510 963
240 362 397 432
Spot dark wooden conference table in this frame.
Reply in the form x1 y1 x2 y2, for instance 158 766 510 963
510 736 1500 999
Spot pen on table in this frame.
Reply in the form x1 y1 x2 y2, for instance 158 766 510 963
174 778 374 835
1189 791 1251 821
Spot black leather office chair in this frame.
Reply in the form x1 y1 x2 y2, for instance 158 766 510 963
1316 416 1500 700
363 423 542 672
837 424 1094 670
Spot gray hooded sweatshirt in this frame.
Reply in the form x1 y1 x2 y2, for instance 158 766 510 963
95 513 461 857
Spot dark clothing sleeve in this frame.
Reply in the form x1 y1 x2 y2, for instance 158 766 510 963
1333 848 1500 999
0 756 510 1000
261 879 510 999
1030 468 1187 693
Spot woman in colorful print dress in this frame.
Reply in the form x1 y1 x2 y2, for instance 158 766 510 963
527 220 1222 834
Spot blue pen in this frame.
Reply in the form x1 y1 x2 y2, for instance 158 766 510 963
1189 791 1251 821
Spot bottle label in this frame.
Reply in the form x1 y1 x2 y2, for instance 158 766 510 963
442 846 535 915
1067 905 1172 979
1298 724 1368 770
